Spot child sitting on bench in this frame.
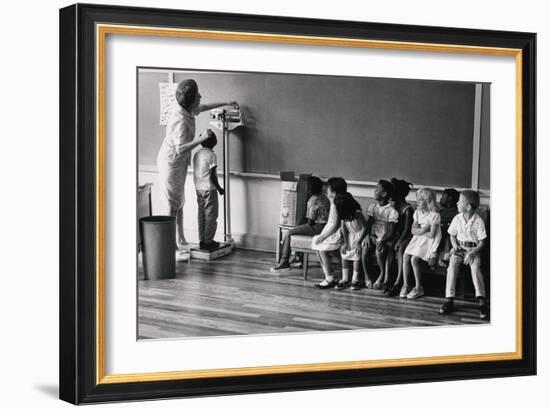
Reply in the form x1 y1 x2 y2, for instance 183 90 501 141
439 190 489 319
271 176 330 272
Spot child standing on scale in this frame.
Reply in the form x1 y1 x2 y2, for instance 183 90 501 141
333 192 368 290
192 129 225 251
361 180 399 291
384 178 414 297
439 190 489 319
400 188 442 299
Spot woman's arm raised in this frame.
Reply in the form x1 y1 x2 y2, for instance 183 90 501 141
196 101 238 113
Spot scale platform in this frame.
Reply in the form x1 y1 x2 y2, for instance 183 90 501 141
190 242 234 261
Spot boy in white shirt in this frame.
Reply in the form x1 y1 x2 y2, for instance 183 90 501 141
192 129 224 251
439 190 488 319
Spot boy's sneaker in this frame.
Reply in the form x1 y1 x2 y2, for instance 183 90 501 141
406 286 425 299
270 260 290 272
479 304 490 320
439 299 455 315
399 285 411 298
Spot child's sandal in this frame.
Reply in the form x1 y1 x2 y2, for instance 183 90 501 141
351 280 364 291
365 280 374 289
335 280 351 290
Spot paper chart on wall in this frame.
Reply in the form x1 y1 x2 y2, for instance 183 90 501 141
159 82 178 126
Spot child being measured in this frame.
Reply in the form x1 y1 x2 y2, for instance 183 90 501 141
192 129 225 251
400 188 442 299
439 190 489 320
333 193 368 290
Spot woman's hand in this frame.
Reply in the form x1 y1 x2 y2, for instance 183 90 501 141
313 236 323 246
362 235 371 248
198 132 211 143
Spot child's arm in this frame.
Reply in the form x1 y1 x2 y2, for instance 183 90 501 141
449 234 460 253
176 133 211 155
355 212 369 252
312 212 340 245
341 220 349 250
423 221 440 238
410 211 424 235
305 198 316 226
209 167 224 195
376 222 395 252
464 238 486 265
361 214 373 248
395 207 413 248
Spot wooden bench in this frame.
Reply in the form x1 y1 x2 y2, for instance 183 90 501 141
287 196 489 298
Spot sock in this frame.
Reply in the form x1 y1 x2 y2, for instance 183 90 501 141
352 270 360 282
321 262 334 281
342 268 350 282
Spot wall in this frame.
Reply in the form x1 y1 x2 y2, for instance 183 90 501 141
139 70 490 189
140 168 490 251
139 71 491 251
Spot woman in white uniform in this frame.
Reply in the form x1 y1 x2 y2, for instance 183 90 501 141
156 79 237 252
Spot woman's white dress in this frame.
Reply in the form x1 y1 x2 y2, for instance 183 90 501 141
156 107 195 214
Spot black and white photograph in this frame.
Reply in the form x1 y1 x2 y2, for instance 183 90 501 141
137 68 491 339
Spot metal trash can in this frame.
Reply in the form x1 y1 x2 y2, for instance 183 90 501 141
139 216 176 280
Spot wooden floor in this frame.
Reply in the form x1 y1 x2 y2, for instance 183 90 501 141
138 248 486 339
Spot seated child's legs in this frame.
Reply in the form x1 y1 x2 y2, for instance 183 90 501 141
279 223 316 262
377 243 395 286
361 238 377 286
410 256 424 287
340 259 351 282
394 241 408 285
469 255 486 298
445 252 464 298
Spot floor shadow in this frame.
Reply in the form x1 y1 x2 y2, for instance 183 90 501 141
35 384 58 399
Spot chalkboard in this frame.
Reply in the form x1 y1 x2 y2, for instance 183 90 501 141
139 69 486 188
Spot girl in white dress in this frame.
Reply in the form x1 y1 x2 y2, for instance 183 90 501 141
400 188 442 299
333 193 368 290
311 177 347 289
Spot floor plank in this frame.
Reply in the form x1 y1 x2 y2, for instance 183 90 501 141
138 248 487 339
